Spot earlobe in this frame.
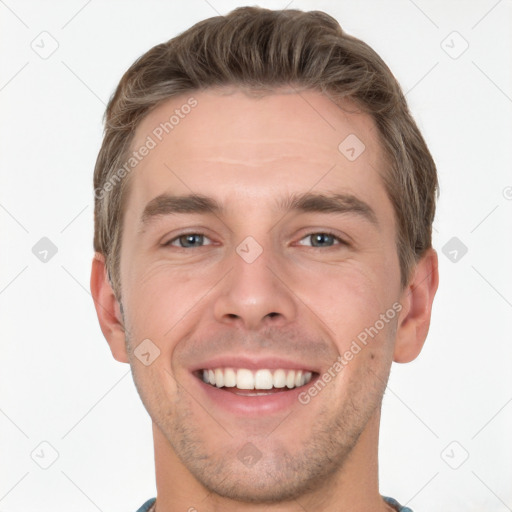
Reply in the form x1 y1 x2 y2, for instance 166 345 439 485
90 253 129 363
393 248 439 363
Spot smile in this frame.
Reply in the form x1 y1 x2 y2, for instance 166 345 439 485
190 357 320 414
200 367 314 391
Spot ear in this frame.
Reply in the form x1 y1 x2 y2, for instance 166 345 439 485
394 248 439 363
90 253 129 363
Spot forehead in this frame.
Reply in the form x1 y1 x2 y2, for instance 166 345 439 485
124 88 390 218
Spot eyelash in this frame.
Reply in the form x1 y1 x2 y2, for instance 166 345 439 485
163 231 348 249
297 231 349 248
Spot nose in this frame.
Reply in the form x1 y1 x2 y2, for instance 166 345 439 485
213 241 297 331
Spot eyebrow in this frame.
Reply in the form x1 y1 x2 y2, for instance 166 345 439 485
139 191 378 230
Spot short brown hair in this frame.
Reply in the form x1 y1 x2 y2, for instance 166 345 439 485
93 6 438 301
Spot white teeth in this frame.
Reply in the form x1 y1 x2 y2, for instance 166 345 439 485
254 369 273 389
201 368 313 390
286 371 296 389
236 369 255 389
273 369 286 388
224 368 237 387
215 368 224 388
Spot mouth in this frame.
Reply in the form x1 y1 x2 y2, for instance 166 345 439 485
194 367 316 396
190 359 320 416
188 356 321 415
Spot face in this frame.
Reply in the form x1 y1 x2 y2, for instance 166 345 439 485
119 89 403 502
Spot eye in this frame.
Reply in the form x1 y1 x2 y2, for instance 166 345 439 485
163 231 347 249
297 232 347 248
164 233 213 248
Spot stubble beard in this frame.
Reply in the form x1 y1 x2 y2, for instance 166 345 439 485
133 361 390 505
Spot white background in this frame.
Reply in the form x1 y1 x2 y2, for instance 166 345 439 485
1 1 511 511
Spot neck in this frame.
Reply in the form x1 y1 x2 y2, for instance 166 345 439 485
152 408 391 512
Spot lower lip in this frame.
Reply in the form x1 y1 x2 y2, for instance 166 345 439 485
192 374 316 416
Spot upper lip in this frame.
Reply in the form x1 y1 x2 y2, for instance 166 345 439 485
189 355 320 374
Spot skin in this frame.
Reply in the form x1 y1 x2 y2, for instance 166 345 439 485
91 88 438 512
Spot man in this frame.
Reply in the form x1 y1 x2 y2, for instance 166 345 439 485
90 6 438 511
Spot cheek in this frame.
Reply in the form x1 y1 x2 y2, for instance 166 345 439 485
130 360 180 426
123 261 194 333
122 261 218 369
289 258 397 334
327 315 396 411
294 267 400 386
